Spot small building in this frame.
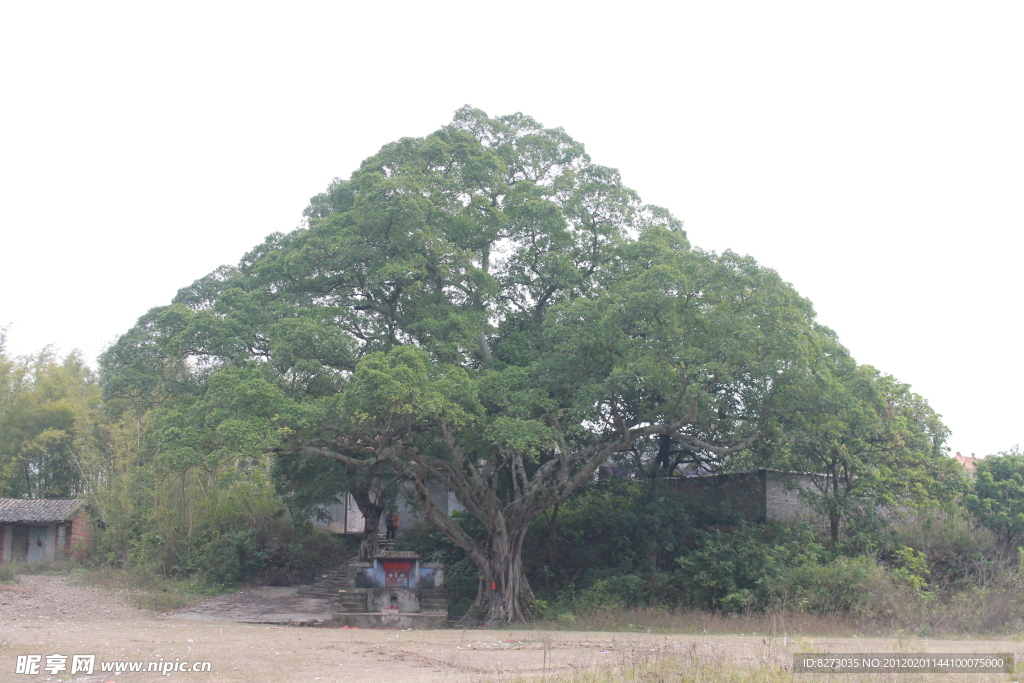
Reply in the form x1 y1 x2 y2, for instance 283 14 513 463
955 452 979 474
334 550 447 628
0 498 91 564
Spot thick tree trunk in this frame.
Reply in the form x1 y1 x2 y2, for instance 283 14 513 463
404 455 537 623
401 428 681 624
472 525 533 624
358 514 382 561
351 488 385 561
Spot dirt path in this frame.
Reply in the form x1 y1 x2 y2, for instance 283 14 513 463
167 586 337 625
2 577 1022 682
0 574 142 622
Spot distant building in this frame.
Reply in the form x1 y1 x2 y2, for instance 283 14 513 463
312 493 367 534
0 498 92 564
955 452 979 473
312 480 465 535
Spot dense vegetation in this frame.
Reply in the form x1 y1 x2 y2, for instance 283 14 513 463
1 108 1019 630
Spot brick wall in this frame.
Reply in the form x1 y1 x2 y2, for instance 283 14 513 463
664 470 830 527
68 509 92 558
665 471 768 524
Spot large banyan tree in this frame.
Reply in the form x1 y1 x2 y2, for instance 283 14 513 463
102 107 823 622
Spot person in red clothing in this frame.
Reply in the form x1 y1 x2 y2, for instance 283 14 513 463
385 513 399 540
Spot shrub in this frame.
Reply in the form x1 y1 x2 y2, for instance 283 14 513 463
965 449 1024 553
522 477 698 603
674 522 826 612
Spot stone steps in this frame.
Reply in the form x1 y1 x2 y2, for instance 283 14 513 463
296 568 349 598
420 605 447 613
299 588 344 599
419 588 448 613
337 591 366 613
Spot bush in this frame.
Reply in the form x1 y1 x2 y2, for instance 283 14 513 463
90 511 349 589
523 477 698 602
892 511 1001 589
767 555 886 614
675 522 827 612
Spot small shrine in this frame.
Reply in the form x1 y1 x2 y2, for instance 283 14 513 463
333 551 447 628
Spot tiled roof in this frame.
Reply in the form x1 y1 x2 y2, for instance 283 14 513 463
0 498 84 523
956 453 979 471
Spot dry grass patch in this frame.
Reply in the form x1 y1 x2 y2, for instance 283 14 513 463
69 565 226 612
526 607 884 637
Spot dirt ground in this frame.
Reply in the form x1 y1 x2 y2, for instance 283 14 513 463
2 576 1023 682
170 586 337 625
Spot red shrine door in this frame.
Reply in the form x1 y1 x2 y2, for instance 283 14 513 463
383 560 411 588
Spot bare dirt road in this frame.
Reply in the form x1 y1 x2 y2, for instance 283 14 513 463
2 576 1022 682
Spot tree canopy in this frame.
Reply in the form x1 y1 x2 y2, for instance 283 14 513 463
966 448 1024 552
748 340 962 542
0 334 101 499
102 107 872 622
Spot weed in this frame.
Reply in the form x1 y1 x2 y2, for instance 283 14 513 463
0 560 23 583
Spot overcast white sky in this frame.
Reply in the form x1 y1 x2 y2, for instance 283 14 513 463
1 2 1020 458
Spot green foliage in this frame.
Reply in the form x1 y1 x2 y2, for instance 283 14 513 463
675 523 827 612
965 447 1024 552
523 477 696 598
0 343 102 498
81 399 350 587
100 106 830 622
748 354 962 542
891 512 1000 590
524 482 946 624
147 522 346 586
9 107 969 625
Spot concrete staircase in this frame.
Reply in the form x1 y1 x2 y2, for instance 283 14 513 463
296 568 349 600
378 534 396 552
337 587 367 613
419 588 448 614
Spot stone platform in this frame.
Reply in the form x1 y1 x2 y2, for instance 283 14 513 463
331 611 447 628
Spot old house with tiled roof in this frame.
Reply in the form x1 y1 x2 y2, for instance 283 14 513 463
0 498 92 564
